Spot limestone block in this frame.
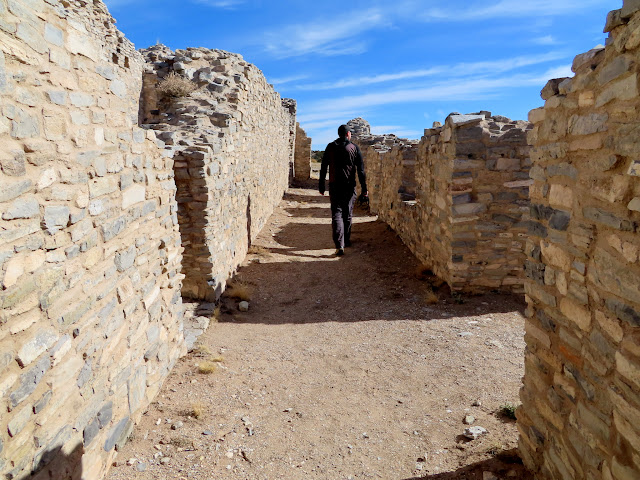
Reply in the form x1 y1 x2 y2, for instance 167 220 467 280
622 0 640 19
541 241 571 271
3 197 39 220
16 22 46 54
560 298 591 331
595 74 638 107
121 184 145 209
43 205 69 234
549 184 573 209
8 403 32 437
9 355 50 408
66 28 99 61
88 176 118 198
628 197 640 211
572 48 605 73
568 113 608 136
11 108 39 139
16 329 58 367
44 23 63 47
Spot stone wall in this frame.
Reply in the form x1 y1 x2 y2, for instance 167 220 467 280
518 3 640 478
294 123 311 182
139 45 294 300
0 1 184 479
351 114 531 293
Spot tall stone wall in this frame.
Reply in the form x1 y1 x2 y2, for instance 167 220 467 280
139 46 294 300
519 3 640 479
351 114 531 293
294 123 311 182
0 1 184 479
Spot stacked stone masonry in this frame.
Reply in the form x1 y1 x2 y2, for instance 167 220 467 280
139 45 295 301
518 2 640 479
0 0 296 478
294 123 311 183
350 113 532 293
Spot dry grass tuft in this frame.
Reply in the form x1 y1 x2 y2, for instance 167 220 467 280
157 72 197 98
197 361 218 374
226 280 252 301
424 288 439 305
193 344 212 356
191 401 206 419
210 356 225 363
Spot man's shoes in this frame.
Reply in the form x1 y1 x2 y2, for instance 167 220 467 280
335 248 345 256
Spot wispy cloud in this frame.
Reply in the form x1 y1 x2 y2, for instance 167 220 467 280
269 74 310 86
192 0 245 8
263 9 388 58
533 35 557 45
294 51 568 91
415 0 609 21
300 72 546 128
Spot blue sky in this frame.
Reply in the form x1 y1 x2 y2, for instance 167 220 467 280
104 0 615 149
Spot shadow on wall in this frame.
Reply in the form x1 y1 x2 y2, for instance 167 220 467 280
17 443 84 480
402 449 532 480
174 150 218 301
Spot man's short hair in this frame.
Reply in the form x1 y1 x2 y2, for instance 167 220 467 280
338 124 351 138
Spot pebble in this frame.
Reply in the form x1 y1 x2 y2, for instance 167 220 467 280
155 418 162 425
203 430 214 436
472 399 482 407
171 421 184 430
136 463 147 472
238 301 249 312
160 457 171 465
463 426 488 440
463 415 476 425
458 332 473 337
126 458 137 466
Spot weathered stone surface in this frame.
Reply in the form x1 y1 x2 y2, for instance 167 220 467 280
115 245 136 272
8 403 32 437
104 417 132 452
9 356 50 408
16 329 58 367
3 197 39 220
0 178 32 203
43 206 70 235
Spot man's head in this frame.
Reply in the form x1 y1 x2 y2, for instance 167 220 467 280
338 124 351 140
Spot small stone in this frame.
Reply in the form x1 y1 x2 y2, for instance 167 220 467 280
463 415 476 425
463 426 488 440
160 457 171 465
126 458 137 466
203 430 213 436
136 462 147 472
458 332 473 338
171 421 184 430
238 301 249 312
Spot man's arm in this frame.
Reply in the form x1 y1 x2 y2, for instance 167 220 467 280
355 145 368 195
319 144 331 195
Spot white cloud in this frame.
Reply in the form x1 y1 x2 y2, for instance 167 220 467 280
533 35 557 45
268 74 309 86
192 0 245 8
263 9 388 58
294 51 568 91
416 0 609 21
541 65 574 80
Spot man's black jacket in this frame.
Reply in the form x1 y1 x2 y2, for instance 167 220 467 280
319 138 367 195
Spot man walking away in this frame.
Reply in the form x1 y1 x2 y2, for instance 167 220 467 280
319 124 368 256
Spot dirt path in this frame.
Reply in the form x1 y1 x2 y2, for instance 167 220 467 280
106 187 531 480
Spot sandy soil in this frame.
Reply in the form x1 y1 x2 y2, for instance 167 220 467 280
106 187 532 480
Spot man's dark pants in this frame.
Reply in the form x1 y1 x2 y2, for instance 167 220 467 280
329 184 357 249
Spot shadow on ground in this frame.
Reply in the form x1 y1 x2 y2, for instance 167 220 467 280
220 187 525 325
403 449 532 480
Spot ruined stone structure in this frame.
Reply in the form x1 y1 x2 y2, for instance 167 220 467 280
0 0 295 478
352 114 531 293
293 123 311 183
139 45 294 301
518 3 640 478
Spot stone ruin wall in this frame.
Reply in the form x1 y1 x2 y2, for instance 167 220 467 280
0 1 185 478
350 114 531 293
0 0 296 478
139 45 295 301
294 123 311 183
518 2 640 479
